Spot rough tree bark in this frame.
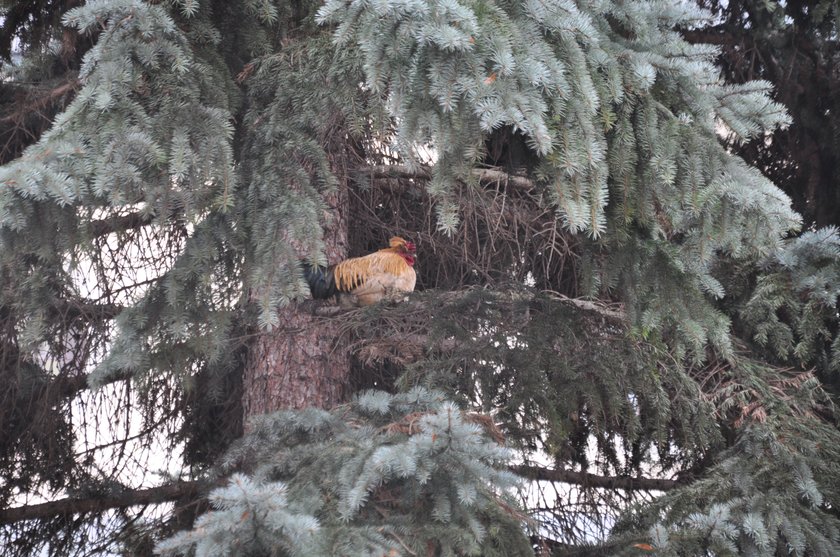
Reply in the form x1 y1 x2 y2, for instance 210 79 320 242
242 187 351 416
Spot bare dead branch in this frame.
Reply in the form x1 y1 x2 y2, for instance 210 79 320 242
546 292 625 323
471 167 534 191
362 165 534 192
362 164 431 182
52 298 125 321
89 211 154 238
0 79 80 125
50 368 134 399
510 463 680 492
680 27 739 47
0 480 213 525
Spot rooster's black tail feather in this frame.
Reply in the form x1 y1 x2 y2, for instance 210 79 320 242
302 263 338 299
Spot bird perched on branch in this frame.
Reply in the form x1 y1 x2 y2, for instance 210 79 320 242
303 237 417 307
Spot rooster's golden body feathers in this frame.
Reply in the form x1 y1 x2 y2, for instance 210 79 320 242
303 237 416 307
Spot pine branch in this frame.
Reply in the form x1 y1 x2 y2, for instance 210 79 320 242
362 164 431 182
546 292 625 323
472 168 534 192
681 24 800 54
510 464 680 491
1 357 132 410
89 211 154 237
50 368 133 398
363 165 535 192
50 297 125 321
680 26 739 47
0 480 212 525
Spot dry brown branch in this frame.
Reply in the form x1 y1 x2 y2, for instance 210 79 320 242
464 412 506 444
0 78 80 163
382 409 504 445
384 411 427 436
236 62 256 83
0 80 80 125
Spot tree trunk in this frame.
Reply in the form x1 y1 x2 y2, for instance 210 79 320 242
242 188 350 418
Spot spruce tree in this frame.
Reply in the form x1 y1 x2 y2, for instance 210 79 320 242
1 1 839 556
687 0 840 229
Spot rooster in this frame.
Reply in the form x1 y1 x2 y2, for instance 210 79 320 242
303 237 417 307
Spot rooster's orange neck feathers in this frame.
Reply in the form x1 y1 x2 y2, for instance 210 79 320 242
382 237 416 266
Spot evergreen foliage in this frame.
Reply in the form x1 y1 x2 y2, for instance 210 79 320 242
238 34 375 327
742 227 840 377
612 358 840 556
0 0 839 556
157 389 531 557
319 0 801 361
691 0 840 229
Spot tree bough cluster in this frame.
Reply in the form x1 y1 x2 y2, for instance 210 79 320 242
1 0 840 556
